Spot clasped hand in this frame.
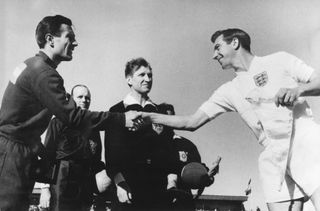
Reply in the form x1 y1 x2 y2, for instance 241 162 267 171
274 87 302 107
125 111 151 131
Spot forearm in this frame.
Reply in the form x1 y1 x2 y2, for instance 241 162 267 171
148 113 195 131
299 75 320 96
145 109 210 131
36 72 125 130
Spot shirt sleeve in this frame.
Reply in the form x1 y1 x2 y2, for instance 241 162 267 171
91 131 106 174
32 70 125 131
283 52 314 83
43 118 62 162
199 83 236 120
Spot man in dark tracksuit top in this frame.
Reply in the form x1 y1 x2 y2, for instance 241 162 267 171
39 85 109 211
0 15 140 211
104 58 179 211
45 120 104 211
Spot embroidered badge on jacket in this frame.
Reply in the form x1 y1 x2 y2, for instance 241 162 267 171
152 123 164 134
10 63 26 84
179 151 188 162
253 71 268 87
89 139 97 154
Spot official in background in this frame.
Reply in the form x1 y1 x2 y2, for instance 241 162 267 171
39 84 112 211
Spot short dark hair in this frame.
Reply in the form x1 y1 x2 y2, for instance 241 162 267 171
158 103 175 115
70 84 90 96
124 57 152 78
211 28 251 52
35 15 72 48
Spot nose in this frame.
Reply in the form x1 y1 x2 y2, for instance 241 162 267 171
73 40 79 47
79 97 85 103
212 50 219 60
144 75 152 81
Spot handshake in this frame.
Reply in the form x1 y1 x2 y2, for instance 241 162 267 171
124 111 151 131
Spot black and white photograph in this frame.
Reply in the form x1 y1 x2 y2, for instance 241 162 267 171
1 0 320 210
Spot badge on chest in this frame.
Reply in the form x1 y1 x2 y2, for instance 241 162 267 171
152 123 164 134
89 139 97 154
179 151 188 162
253 71 268 87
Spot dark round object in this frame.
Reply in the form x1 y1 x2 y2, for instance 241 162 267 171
181 162 210 189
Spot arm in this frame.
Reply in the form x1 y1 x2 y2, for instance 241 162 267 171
299 71 320 96
275 71 320 107
142 109 210 131
114 172 132 203
43 118 61 162
91 131 106 174
33 71 139 130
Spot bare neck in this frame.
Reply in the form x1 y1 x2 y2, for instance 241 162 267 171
40 49 61 66
129 90 149 106
232 51 255 73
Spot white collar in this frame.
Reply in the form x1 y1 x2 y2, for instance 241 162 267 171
123 93 156 108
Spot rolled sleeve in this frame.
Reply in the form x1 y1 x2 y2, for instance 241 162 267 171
283 52 315 83
199 83 235 120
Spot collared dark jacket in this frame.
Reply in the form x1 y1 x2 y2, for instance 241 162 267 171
172 135 202 190
105 101 179 204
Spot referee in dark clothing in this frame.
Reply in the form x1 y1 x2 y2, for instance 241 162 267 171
104 58 180 211
0 15 140 211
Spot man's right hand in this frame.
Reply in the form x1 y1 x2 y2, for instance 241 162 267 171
116 182 132 203
124 111 143 130
39 187 51 209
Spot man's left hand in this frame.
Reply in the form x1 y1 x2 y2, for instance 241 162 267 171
274 87 301 107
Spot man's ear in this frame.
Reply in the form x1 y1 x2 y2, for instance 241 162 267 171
45 33 54 47
126 77 132 86
232 37 240 50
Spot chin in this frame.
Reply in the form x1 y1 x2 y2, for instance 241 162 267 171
62 53 73 61
221 64 230 70
140 90 151 95
65 56 73 61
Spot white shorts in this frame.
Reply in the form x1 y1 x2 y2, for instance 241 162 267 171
259 119 320 202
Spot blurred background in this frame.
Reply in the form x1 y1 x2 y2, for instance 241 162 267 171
1 0 320 210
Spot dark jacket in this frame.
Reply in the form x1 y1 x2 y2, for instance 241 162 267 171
0 51 124 148
105 101 179 204
44 117 105 174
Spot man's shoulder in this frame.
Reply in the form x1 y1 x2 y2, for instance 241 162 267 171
23 54 60 79
173 135 200 160
260 51 294 62
49 116 64 127
174 135 197 148
109 101 125 112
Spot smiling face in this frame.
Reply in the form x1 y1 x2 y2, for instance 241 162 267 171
52 24 78 62
72 86 91 110
212 35 236 70
127 66 153 95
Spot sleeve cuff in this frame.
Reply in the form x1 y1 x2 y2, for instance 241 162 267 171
39 183 50 189
114 172 125 185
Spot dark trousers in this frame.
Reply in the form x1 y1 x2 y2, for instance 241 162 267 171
0 136 35 211
50 160 94 211
112 164 173 211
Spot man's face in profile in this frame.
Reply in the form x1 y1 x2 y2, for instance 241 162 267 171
53 24 78 62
